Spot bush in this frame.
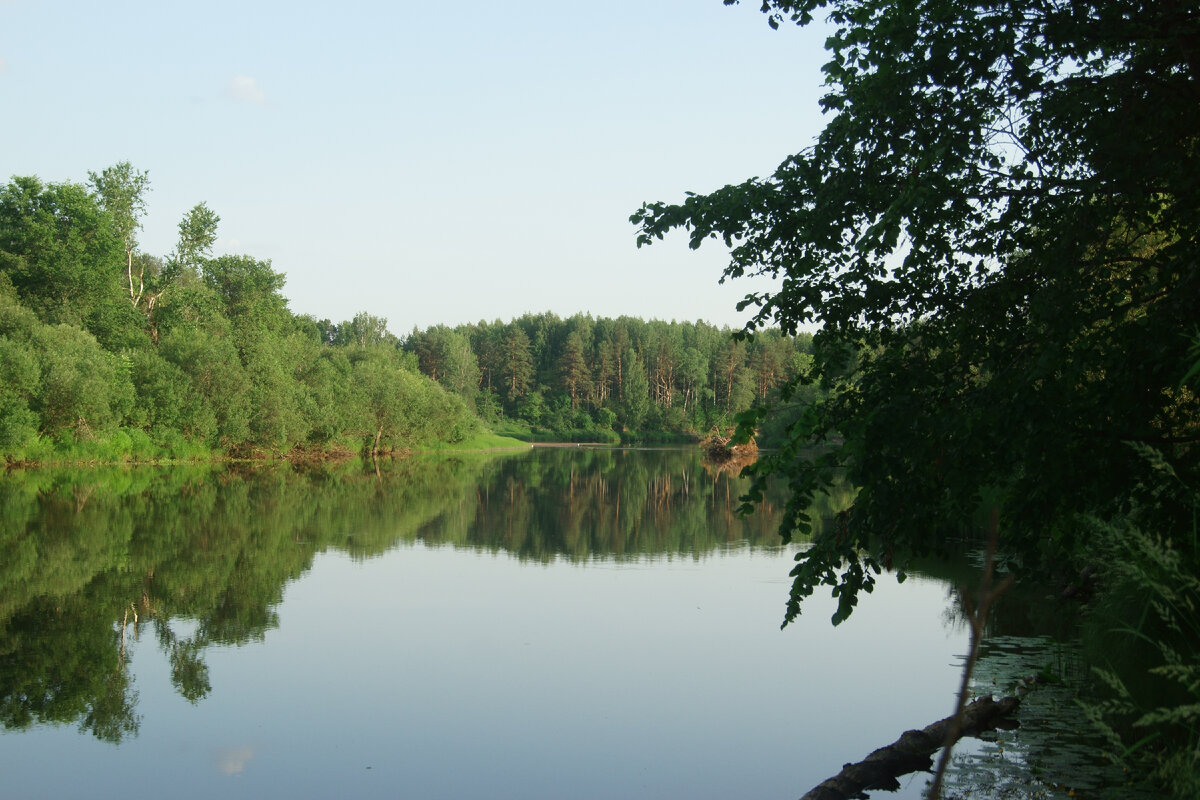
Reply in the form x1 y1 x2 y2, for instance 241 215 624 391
1082 515 1200 798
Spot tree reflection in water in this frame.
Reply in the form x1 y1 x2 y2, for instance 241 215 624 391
0 448 852 742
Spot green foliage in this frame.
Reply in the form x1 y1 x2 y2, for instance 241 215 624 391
0 176 127 332
406 313 816 441
0 283 41 451
348 345 481 454
0 303 136 443
87 163 149 262
0 168 488 462
559 330 591 407
634 0 1200 624
501 326 535 408
620 346 651 429
41 326 134 434
404 324 480 403
1082 515 1200 798
168 202 219 279
331 311 396 349
293 345 356 447
0 163 814 461
637 2 1199 788
158 322 250 445
127 348 203 438
202 254 289 335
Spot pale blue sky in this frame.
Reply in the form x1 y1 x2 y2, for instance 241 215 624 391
1 0 830 333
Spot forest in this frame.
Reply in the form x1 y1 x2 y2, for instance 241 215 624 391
401 313 817 444
0 167 811 464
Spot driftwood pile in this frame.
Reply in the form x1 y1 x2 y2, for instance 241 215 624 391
699 428 758 464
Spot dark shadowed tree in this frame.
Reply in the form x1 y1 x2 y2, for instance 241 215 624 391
633 0 1200 624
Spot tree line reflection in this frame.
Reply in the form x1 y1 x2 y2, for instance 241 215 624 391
0 448 853 742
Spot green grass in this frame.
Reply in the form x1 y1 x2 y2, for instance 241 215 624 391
423 432 532 452
486 419 621 445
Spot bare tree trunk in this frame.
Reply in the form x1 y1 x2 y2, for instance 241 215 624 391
126 248 145 307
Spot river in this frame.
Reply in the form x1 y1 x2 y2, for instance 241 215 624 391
0 448 1121 798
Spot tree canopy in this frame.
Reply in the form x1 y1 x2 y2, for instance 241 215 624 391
402 313 814 441
634 0 1199 623
0 166 811 462
0 169 483 461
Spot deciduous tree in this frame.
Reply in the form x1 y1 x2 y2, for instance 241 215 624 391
633 0 1200 624
0 177 126 332
167 202 219 283
87 163 150 308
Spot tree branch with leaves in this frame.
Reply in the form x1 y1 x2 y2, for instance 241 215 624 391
88 162 150 308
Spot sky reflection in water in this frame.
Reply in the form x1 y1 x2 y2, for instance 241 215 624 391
0 452 973 799
3 544 967 799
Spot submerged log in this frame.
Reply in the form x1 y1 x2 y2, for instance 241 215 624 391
799 694 1020 800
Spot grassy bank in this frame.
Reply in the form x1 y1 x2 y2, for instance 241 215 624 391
2 428 535 468
420 432 532 452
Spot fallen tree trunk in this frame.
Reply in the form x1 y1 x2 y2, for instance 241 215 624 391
799 694 1020 800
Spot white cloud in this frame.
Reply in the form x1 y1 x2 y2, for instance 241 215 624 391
0 56 9 75
214 745 256 776
227 75 265 104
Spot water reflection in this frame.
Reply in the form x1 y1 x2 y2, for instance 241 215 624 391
0 448 854 744
2 448 1111 800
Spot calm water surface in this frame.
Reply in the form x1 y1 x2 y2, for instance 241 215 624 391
0 448 1086 799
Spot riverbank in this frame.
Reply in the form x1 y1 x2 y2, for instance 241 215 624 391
2 431 533 469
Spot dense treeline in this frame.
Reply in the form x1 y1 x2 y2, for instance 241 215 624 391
0 167 814 461
401 313 819 442
0 168 481 462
